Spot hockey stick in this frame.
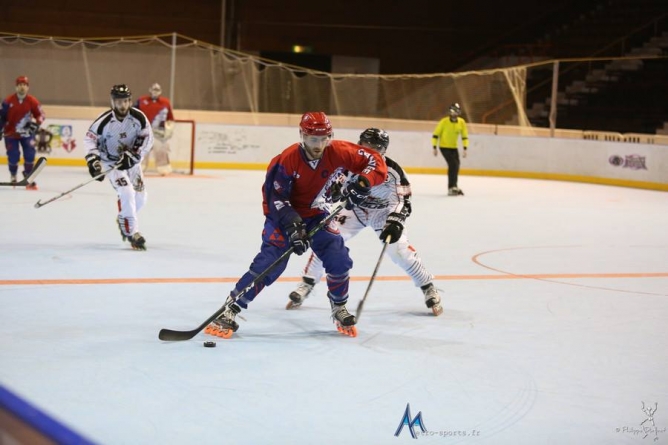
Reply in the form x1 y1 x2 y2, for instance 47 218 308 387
34 164 118 209
158 204 345 341
0 157 47 186
355 235 391 322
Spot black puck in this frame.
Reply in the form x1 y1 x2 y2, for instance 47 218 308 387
203 341 216 348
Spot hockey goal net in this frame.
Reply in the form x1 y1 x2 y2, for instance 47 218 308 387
143 119 195 175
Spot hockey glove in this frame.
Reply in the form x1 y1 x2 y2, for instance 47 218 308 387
342 176 371 210
403 197 413 217
330 181 344 203
117 150 141 171
85 154 105 181
26 122 39 136
329 171 350 203
132 136 146 151
285 221 310 255
379 212 405 244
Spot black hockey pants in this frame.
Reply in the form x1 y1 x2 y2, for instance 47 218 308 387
439 148 460 189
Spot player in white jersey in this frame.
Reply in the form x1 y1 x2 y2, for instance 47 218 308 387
83 84 154 250
287 128 443 316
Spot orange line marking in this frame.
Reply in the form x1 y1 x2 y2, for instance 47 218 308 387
1 272 667 286
470 246 668 296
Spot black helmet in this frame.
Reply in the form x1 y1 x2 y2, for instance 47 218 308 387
449 102 462 116
358 128 390 155
110 84 132 100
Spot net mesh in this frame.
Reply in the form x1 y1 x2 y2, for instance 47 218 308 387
142 120 195 175
1 32 663 131
0 33 531 124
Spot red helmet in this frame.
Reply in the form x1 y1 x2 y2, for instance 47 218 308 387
299 112 332 136
16 76 29 86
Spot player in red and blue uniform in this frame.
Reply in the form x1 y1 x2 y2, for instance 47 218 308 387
135 83 175 174
0 76 45 189
205 112 388 338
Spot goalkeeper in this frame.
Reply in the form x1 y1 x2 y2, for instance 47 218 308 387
135 83 175 175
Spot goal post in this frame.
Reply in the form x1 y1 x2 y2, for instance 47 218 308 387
143 119 195 175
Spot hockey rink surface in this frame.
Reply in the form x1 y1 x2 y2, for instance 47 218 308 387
1 166 667 444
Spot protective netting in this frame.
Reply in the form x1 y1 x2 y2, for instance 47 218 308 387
2 33 663 131
0 33 531 125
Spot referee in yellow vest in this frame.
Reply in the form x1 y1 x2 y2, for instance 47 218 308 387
432 103 468 196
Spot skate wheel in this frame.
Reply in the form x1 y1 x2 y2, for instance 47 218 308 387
214 329 234 339
432 305 444 316
204 325 234 339
285 300 301 310
336 325 358 337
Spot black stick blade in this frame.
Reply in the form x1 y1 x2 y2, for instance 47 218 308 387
0 157 46 187
158 305 226 341
158 328 199 341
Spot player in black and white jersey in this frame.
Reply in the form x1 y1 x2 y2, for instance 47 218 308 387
83 84 154 250
287 128 443 316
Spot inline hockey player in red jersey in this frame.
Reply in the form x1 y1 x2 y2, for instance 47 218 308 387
0 76 45 190
288 128 443 316
205 112 387 338
134 83 175 175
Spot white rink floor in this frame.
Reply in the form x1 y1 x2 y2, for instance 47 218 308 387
1 166 667 445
